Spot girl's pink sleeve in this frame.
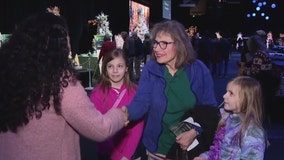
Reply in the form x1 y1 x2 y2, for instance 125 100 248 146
89 87 104 112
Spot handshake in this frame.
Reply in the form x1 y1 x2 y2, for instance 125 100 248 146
121 106 129 126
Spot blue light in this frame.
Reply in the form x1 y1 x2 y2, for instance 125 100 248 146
248 0 275 21
261 12 265 16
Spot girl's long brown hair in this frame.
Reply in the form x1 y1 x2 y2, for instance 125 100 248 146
98 48 137 94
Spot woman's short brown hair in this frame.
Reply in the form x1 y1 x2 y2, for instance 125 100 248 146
150 20 196 68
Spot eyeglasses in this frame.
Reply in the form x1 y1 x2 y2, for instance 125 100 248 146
153 40 174 50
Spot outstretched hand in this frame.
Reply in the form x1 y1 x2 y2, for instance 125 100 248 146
121 106 129 126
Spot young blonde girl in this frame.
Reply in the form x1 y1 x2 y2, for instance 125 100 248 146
90 48 144 160
194 76 266 160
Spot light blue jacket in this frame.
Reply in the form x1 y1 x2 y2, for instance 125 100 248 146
200 112 266 159
127 59 217 152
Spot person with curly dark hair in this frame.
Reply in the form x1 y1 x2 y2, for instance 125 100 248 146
0 12 128 160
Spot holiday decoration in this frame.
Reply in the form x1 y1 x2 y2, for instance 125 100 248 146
132 7 149 40
95 12 112 37
88 12 113 53
74 54 80 66
46 6 60 16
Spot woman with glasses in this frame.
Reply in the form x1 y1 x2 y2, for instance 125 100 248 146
123 20 217 159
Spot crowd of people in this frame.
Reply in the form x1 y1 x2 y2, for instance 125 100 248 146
0 9 282 160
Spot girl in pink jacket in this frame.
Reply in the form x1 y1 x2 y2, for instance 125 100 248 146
90 48 144 160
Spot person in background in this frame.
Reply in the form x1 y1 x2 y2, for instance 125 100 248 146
121 31 136 82
197 30 214 74
213 31 232 78
142 33 152 63
0 12 128 160
237 41 250 76
236 32 244 53
124 20 217 159
90 48 144 160
256 29 267 45
132 31 144 81
266 31 274 50
241 35 271 76
194 76 267 160
240 34 281 126
98 34 116 63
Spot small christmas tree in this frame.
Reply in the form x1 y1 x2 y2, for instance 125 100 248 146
96 12 112 37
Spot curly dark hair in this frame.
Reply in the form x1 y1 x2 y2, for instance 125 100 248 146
0 12 77 133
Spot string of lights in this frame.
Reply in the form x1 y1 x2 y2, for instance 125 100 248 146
246 0 277 20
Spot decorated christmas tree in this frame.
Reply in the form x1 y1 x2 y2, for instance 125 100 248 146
96 12 112 37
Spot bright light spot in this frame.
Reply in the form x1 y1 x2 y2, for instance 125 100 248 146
248 0 275 21
261 12 265 16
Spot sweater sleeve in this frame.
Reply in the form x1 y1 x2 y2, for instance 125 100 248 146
240 126 266 159
191 60 217 106
61 82 126 142
127 64 152 121
242 51 272 76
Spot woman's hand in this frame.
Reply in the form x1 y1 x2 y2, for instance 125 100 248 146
176 129 198 150
121 106 129 126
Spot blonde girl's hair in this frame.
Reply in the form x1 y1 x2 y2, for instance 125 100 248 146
219 76 264 146
236 76 263 128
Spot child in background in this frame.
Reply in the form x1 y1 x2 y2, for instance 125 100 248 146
194 76 267 160
90 48 144 160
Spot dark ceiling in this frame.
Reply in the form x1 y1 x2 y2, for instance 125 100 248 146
0 0 283 52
